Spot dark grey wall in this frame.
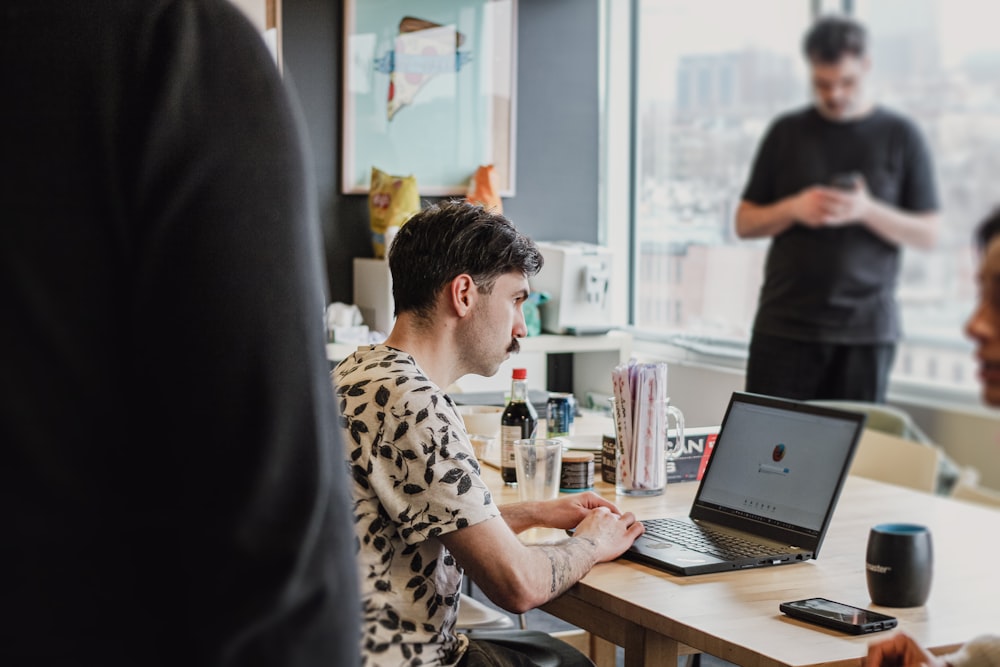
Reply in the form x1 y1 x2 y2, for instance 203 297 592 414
283 0 600 304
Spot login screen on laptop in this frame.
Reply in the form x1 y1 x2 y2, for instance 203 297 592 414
695 399 861 536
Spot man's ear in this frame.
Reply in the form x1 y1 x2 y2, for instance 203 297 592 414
449 274 477 317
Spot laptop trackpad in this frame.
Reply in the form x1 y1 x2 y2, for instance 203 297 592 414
631 535 725 565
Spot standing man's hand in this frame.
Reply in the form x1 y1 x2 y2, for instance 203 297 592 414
824 175 873 226
790 178 871 228
789 186 842 227
737 174 934 243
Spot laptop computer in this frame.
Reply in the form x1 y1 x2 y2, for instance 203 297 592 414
624 392 866 576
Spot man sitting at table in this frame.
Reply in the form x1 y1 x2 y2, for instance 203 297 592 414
333 200 644 667
866 210 1000 666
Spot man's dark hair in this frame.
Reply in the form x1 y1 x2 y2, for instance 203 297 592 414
976 207 1000 251
803 16 867 63
388 200 543 320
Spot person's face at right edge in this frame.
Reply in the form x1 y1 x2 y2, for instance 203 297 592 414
966 237 1000 407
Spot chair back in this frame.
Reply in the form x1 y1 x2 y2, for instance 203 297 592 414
808 400 931 442
809 400 961 493
950 480 1000 509
849 429 940 493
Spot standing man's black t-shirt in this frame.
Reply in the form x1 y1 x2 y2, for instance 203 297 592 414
742 106 939 344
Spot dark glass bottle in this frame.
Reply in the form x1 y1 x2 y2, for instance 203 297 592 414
500 368 538 485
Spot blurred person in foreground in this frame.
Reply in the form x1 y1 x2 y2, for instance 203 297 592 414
736 15 940 403
0 1 358 664
865 210 1000 666
334 200 643 666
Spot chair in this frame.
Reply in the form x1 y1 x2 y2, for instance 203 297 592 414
808 400 930 441
457 594 594 666
849 429 940 493
808 400 960 494
951 480 1000 508
455 595 515 630
949 468 1000 509
461 629 596 667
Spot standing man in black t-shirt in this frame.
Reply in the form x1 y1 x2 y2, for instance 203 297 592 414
736 15 940 402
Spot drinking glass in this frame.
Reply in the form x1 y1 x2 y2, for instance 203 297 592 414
513 438 563 501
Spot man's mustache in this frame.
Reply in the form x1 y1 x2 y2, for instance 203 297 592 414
507 338 520 354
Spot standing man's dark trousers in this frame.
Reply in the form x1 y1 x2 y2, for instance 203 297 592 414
745 331 896 402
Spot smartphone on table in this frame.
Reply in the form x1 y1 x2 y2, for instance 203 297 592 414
779 597 898 635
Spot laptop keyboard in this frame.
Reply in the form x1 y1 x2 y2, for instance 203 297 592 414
641 518 778 560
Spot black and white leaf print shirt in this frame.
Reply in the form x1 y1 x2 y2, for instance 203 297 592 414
334 345 500 667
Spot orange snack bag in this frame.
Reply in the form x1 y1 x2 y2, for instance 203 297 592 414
466 164 503 213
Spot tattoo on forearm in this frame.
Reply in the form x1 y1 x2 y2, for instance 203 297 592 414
545 550 559 593
539 537 598 595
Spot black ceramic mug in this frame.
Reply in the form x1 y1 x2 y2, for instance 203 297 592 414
865 523 933 607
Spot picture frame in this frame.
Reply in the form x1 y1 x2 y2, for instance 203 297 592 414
342 0 517 196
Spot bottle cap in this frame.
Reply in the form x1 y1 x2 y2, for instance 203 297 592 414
512 368 527 380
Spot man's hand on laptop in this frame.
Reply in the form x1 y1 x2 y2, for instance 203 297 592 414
503 492 619 533
572 505 646 562
535 491 622 530
535 492 646 562
505 493 644 560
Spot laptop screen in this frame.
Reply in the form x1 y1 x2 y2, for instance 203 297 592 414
694 395 863 537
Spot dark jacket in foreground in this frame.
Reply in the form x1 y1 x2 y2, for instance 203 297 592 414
0 1 358 664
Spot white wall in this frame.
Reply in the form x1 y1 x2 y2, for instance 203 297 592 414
229 0 267 31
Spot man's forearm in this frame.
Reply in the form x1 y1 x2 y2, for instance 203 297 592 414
862 202 939 249
735 199 798 238
446 504 639 613
482 536 600 613
498 501 539 534
532 536 600 600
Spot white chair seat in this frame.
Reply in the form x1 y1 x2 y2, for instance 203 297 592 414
456 595 515 630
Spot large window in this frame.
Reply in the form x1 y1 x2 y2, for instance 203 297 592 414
632 0 811 345
631 0 1000 394
852 0 1000 391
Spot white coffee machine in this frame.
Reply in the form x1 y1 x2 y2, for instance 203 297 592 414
530 241 614 334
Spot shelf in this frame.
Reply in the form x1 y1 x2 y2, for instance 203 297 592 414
327 330 631 363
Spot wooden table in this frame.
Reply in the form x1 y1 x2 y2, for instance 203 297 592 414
481 465 1000 667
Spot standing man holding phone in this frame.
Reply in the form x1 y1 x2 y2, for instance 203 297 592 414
736 15 940 402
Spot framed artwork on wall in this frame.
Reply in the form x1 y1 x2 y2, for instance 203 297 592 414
342 0 517 196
